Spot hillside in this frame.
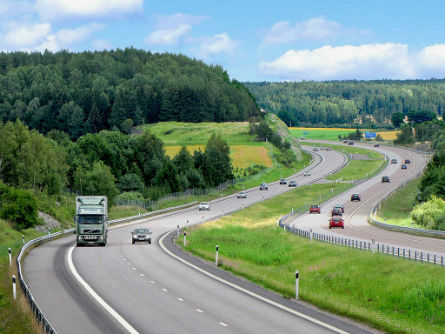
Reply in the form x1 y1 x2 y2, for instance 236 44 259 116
0 49 259 138
245 80 445 128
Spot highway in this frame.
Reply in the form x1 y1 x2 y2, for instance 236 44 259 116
22 142 433 334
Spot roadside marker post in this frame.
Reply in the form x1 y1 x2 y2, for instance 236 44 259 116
215 245 219 266
22 235 24 244
295 271 299 300
310 229 313 242
8 248 11 267
12 275 16 300
177 225 179 239
183 231 187 247
276 217 279 227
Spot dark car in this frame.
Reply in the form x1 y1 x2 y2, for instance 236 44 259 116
329 217 344 229
351 193 361 201
131 228 152 244
348 141 354 145
382 176 390 183
405 159 411 164
333 204 345 213
309 205 321 214
280 178 287 185
401 164 407 170
374 143 380 147
260 182 269 190
391 159 397 164
313 147 319 151
288 180 297 187
331 207 343 216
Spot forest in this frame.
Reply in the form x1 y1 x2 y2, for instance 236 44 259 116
0 49 259 138
245 80 445 127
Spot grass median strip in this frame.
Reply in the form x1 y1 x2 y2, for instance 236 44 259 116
179 183 445 334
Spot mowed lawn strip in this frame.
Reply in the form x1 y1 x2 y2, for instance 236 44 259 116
377 177 422 228
180 183 445 334
290 128 400 142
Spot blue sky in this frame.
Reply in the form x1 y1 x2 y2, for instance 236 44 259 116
1 0 445 81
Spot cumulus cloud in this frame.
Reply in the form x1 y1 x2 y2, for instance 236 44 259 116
35 0 143 21
194 33 237 59
3 22 51 48
263 17 342 44
258 43 439 80
92 39 112 50
145 13 207 46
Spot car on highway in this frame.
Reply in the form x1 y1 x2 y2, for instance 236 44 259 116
348 141 354 145
309 205 321 214
198 202 210 210
260 182 269 190
279 178 287 185
331 207 343 216
381 176 390 183
351 193 361 201
236 191 247 198
303 171 311 176
300 137 305 140
313 147 319 151
391 159 397 164
326 147 332 151
320 146 325 150
405 159 411 164
329 217 344 229
374 143 380 147
131 228 152 244
333 204 345 213
401 164 407 170
288 180 297 187
343 140 348 143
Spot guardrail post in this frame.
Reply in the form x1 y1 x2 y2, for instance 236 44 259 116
215 245 219 266
427 253 429 263
397 248 400 257
295 271 299 300
183 231 187 247
8 248 12 267
421 252 423 262
434 254 436 264
12 275 16 300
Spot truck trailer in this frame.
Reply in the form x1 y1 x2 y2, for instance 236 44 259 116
75 196 108 246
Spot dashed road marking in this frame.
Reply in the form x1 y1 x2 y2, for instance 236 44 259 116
196 309 203 313
177 298 184 302
162 288 168 292
219 322 228 327
140 274 144 277
132 268 136 270
149 280 155 284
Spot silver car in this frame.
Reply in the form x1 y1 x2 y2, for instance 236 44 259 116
237 191 247 198
198 202 210 210
131 228 152 244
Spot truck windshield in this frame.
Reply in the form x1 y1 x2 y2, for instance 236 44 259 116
78 215 103 224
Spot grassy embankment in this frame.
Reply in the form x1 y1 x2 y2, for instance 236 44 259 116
376 177 423 228
179 182 445 334
289 127 400 141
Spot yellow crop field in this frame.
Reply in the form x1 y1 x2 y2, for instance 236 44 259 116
165 145 272 169
375 131 399 140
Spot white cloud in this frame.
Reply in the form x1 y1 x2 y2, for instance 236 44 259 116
35 0 143 21
259 43 424 81
418 44 445 71
3 23 51 48
145 24 192 45
263 17 342 44
145 13 207 46
92 39 112 50
195 33 237 58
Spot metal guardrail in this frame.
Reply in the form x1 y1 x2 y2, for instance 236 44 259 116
15 201 196 334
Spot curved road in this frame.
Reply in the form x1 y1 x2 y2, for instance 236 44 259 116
22 142 433 334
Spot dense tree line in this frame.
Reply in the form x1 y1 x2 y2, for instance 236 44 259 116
0 121 234 222
0 49 259 138
244 80 445 127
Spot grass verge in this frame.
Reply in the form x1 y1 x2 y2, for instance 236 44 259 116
376 177 422 228
179 183 445 334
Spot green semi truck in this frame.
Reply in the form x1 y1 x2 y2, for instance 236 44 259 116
75 196 108 246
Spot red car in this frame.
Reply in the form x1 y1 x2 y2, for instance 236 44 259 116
309 205 321 214
329 217 344 229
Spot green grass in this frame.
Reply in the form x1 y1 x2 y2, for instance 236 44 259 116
377 177 422 228
109 206 148 220
0 219 42 334
179 184 445 334
290 127 354 141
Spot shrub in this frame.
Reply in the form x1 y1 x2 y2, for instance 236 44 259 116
0 187 39 229
411 196 445 230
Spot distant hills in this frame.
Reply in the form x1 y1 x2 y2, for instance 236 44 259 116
245 80 445 128
0 49 259 138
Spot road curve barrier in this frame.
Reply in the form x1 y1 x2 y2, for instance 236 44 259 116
15 201 197 334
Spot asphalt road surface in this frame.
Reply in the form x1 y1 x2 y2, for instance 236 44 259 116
23 142 431 334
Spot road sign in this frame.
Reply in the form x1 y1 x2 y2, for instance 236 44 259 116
365 132 376 138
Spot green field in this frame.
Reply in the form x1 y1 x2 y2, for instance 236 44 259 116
377 177 423 228
290 127 354 141
179 183 445 334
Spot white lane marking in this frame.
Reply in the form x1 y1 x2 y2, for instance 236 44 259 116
162 288 168 292
132 268 136 271
67 247 139 334
219 322 228 327
159 233 349 334
149 280 155 284
140 274 144 277
196 308 203 313
123 258 126 260
177 298 184 302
